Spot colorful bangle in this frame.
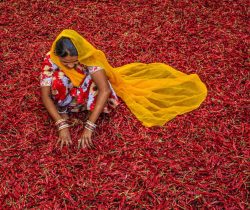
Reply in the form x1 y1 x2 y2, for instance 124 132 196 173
84 125 94 132
86 120 97 128
84 120 97 132
58 123 70 131
56 121 68 128
55 119 67 126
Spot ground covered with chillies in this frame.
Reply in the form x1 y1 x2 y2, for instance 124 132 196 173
0 0 249 209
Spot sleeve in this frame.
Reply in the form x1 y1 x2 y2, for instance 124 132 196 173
87 66 103 75
40 53 57 87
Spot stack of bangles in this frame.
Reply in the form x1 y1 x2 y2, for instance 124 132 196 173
55 119 71 131
85 120 97 132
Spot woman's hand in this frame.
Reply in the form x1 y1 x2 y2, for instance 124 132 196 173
57 127 72 149
78 128 94 149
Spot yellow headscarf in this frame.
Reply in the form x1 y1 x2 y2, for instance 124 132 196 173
50 29 207 127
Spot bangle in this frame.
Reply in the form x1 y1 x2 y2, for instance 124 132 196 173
57 121 68 128
84 120 96 132
58 123 70 131
84 125 94 132
55 119 67 126
86 120 97 128
85 123 96 131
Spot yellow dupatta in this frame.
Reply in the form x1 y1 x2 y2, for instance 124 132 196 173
50 29 207 127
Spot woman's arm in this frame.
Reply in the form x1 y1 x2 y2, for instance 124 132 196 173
88 70 111 123
41 86 72 148
79 69 111 149
41 86 62 122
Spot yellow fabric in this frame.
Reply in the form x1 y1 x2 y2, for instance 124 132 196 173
50 29 207 127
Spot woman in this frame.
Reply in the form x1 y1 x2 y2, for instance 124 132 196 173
41 29 207 149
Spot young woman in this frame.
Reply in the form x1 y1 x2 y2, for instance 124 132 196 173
41 29 207 149
41 37 119 149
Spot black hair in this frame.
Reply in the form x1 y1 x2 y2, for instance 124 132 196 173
55 37 78 57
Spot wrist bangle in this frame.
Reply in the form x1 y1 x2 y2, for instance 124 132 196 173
55 118 67 126
84 125 94 132
58 123 70 131
86 120 97 128
85 124 94 129
56 121 68 128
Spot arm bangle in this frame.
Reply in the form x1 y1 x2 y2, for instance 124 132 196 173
55 118 67 126
86 120 97 128
58 123 70 131
84 125 94 132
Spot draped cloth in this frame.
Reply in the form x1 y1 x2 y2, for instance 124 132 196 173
50 29 207 127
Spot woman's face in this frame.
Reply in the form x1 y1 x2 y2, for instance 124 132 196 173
59 55 78 69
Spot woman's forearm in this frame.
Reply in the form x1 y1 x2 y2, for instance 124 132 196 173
42 95 62 122
88 89 111 124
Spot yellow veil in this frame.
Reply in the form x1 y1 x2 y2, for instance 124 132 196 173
50 29 207 127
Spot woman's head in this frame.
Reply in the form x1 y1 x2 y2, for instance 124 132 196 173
55 37 78 68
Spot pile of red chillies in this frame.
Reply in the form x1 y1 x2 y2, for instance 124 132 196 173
0 0 249 209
